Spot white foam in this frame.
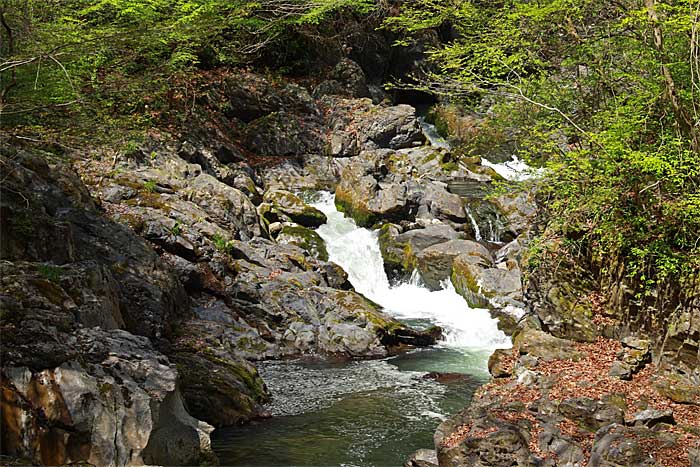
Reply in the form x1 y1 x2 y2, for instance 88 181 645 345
481 155 544 181
312 192 511 352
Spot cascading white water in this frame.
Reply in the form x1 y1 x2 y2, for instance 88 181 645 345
481 155 543 181
465 207 482 242
312 192 510 351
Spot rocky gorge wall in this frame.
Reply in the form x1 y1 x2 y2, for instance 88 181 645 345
0 57 446 466
1 49 698 467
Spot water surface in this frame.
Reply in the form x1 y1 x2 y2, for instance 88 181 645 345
212 193 509 466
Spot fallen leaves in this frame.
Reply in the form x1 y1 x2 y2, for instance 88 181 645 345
442 336 700 467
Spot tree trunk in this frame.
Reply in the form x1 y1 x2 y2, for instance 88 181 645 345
645 0 700 152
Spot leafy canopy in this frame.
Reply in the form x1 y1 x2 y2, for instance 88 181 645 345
386 0 699 297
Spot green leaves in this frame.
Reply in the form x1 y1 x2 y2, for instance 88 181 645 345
384 0 700 294
1 0 375 127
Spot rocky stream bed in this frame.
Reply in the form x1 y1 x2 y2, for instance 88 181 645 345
1 58 699 467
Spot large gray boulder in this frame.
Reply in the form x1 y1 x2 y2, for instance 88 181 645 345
335 154 416 227
361 104 427 150
451 250 523 309
1 328 214 467
313 58 370 99
324 98 425 157
418 182 467 224
416 239 491 290
260 189 327 228
379 224 461 278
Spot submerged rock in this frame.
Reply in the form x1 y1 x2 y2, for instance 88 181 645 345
404 448 439 467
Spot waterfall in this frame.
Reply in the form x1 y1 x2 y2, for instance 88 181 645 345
312 192 509 351
480 155 542 181
466 207 482 242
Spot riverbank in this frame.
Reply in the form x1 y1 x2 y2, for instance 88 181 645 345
2 50 699 467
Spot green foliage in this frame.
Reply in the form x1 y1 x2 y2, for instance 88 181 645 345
0 0 375 128
212 233 233 253
143 180 157 192
37 264 62 283
387 0 699 299
168 221 182 236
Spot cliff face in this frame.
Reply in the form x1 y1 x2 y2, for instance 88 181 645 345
0 148 215 466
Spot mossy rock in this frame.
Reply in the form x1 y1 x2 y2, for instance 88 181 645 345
263 189 327 228
334 189 377 227
377 223 416 277
174 350 270 427
276 225 329 261
450 253 491 308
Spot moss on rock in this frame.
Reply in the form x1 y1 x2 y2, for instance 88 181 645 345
276 225 329 261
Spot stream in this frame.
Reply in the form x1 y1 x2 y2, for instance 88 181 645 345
212 193 510 466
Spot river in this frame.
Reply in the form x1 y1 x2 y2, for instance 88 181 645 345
212 192 510 466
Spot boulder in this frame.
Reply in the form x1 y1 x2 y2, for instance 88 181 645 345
260 154 344 192
653 371 700 405
379 224 461 278
589 424 655 467
609 337 651 380
404 448 439 467
229 253 439 358
419 182 467 224
335 158 414 227
323 98 425 156
488 348 514 378
490 189 537 236
221 71 318 123
361 104 426 150
451 250 522 309
512 327 583 361
1 329 214 467
261 189 327 228
626 409 674 428
275 225 329 261
170 318 271 428
313 58 370 99
416 239 492 290
558 397 625 431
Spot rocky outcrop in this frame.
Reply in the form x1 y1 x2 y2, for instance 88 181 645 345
435 324 700 467
0 261 214 466
1 149 191 340
259 189 327 229
0 148 215 465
